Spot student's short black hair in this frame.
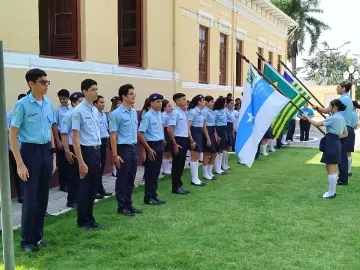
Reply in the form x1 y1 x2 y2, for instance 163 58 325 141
118 84 134 102
339 80 352 92
161 99 170 112
173 93 186 103
25 68 47 83
205 95 214 102
226 97 234 104
227 93 233 98
235 98 241 102
94 95 104 104
81 79 97 92
330 99 346 112
17 94 26 100
353 100 360 109
57 89 70 98
213 97 226 110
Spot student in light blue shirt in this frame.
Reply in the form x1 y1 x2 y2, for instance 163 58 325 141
109 84 142 216
187 94 207 187
224 98 235 170
297 103 314 141
138 93 166 205
161 99 173 174
9 69 55 252
201 95 218 180
304 99 347 199
93 95 112 199
54 89 71 192
7 93 26 204
61 92 83 208
71 79 104 230
167 93 190 195
313 81 353 185
213 97 227 175
351 101 359 129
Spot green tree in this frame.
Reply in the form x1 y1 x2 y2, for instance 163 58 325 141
301 42 359 85
271 0 330 74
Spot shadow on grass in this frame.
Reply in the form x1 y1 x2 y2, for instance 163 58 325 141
3 148 360 270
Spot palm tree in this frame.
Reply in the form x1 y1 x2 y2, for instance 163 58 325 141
271 0 330 74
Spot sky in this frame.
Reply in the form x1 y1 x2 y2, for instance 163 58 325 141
297 0 359 72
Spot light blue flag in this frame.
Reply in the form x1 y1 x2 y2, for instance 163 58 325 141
235 64 290 167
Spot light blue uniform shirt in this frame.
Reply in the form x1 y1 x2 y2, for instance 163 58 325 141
55 104 71 131
187 107 204 127
138 109 164 141
168 107 188 137
339 93 353 126
298 107 314 117
98 111 109 139
6 110 21 150
60 108 74 145
162 111 171 127
351 111 358 128
214 109 227 126
323 112 347 136
72 100 101 146
109 104 138 145
225 107 235 123
10 93 55 144
202 107 216 127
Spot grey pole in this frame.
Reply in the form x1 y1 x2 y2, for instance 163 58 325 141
0 41 16 269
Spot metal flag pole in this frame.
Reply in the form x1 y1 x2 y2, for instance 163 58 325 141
257 52 327 119
0 41 16 270
240 53 326 135
279 60 326 108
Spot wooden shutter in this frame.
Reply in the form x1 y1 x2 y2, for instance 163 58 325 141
199 26 208 83
118 0 142 66
50 0 78 59
219 34 227 85
257 47 263 71
236 40 243 86
277 55 282 73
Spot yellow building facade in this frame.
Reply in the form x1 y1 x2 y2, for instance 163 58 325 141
0 0 296 110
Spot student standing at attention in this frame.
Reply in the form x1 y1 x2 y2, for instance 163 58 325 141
313 81 353 185
72 79 105 230
110 84 142 216
348 101 360 176
9 68 56 252
138 93 167 205
297 103 314 141
213 97 228 175
61 92 84 208
304 99 347 198
54 89 71 193
161 99 173 175
168 93 191 195
93 95 113 199
108 96 121 177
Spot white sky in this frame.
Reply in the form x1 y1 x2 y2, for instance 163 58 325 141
297 0 359 71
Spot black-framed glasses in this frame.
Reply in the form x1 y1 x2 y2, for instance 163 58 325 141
36 80 51 86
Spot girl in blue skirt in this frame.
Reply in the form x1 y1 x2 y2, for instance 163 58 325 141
303 99 348 199
201 96 218 180
224 97 235 170
188 94 206 186
161 99 173 175
213 97 228 175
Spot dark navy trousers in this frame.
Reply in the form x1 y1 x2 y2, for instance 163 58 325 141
57 132 68 190
20 142 52 245
9 150 21 201
98 138 108 194
144 141 163 201
116 144 138 209
77 146 100 227
66 145 78 204
338 138 349 183
171 137 189 192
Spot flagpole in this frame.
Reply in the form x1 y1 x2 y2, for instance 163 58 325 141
240 53 326 135
279 60 326 108
257 53 327 119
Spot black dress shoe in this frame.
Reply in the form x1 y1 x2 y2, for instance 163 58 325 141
144 199 161 205
117 208 135 216
172 188 188 195
95 193 105 200
91 222 106 230
348 172 352 177
100 191 113 196
128 206 143 214
337 181 348 186
317 193 336 199
59 187 68 193
38 240 50 247
155 197 166 204
66 202 77 208
180 187 190 193
112 173 117 177
22 244 39 252
45 212 53 217
191 181 206 187
18 198 23 204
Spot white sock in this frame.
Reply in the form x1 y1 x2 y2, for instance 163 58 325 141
203 165 212 180
162 159 168 173
261 144 269 156
281 135 288 144
221 151 227 169
214 155 222 173
218 153 224 172
324 174 337 197
112 165 117 176
348 157 352 173
190 162 200 183
225 151 230 169
208 164 214 177
269 139 275 151
200 153 204 162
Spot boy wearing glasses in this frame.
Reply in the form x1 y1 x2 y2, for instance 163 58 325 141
9 68 56 252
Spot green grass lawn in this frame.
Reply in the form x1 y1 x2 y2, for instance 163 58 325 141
4 148 360 270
